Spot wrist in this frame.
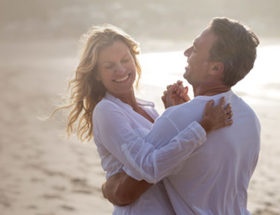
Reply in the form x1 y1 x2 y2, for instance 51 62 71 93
199 119 212 133
102 183 107 199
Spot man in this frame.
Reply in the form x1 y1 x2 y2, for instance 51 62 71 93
102 17 260 214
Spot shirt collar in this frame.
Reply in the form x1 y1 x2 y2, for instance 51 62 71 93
104 92 155 110
195 90 233 101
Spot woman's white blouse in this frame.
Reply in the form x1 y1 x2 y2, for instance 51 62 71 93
92 93 206 215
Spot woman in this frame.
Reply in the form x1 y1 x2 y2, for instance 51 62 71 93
62 25 232 214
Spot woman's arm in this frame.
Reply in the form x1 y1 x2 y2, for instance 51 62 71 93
102 172 152 206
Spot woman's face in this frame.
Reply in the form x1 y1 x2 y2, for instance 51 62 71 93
97 40 136 97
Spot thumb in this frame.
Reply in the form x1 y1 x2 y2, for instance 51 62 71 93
184 86 189 94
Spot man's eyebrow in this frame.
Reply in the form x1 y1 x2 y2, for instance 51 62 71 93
122 53 130 58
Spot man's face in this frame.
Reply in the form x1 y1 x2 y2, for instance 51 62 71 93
183 28 217 85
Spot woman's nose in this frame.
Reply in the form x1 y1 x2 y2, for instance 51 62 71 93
115 63 126 74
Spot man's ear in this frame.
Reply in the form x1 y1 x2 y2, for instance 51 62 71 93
209 62 224 76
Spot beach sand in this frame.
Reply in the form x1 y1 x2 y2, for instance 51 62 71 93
0 38 279 215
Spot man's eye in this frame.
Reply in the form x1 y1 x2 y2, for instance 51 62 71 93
122 58 130 63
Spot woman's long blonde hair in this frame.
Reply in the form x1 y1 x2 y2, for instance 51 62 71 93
58 25 142 141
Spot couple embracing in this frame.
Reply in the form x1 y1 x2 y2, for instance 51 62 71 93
60 17 260 215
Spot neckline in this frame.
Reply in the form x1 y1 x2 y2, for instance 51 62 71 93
104 92 155 122
105 92 154 109
194 90 233 101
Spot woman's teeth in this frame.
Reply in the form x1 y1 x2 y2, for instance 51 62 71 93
114 74 129 82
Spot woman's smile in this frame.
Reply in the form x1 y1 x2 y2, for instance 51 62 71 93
113 73 131 83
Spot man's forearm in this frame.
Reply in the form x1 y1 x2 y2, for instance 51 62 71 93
102 172 152 206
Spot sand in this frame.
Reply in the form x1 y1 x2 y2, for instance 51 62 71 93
0 39 279 215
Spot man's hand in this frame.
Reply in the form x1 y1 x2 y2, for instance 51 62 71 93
162 80 190 108
102 172 152 206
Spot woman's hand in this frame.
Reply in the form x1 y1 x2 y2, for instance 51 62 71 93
200 97 233 133
161 80 190 108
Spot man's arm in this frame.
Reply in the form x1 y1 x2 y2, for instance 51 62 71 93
101 98 232 206
102 172 152 206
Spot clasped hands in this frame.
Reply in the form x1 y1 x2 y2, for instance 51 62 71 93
161 80 190 108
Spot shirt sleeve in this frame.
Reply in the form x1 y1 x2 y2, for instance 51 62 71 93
122 117 206 183
93 102 206 183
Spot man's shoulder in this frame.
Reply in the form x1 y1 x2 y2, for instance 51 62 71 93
162 98 206 117
157 98 207 132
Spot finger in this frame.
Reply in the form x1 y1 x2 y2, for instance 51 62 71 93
167 85 172 90
176 80 183 85
218 97 225 107
176 85 184 95
182 86 188 95
225 119 233 126
170 85 178 94
180 86 189 98
166 87 174 97
227 111 233 119
205 100 214 108
180 90 187 98
224 103 232 112
226 108 232 115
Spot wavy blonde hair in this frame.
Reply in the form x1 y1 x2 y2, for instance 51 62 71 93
57 25 141 141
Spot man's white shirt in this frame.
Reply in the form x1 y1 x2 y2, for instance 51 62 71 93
121 90 260 215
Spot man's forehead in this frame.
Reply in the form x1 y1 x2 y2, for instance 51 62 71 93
194 28 216 46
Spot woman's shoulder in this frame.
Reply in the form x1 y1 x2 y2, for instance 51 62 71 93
93 97 121 118
95 97 117 110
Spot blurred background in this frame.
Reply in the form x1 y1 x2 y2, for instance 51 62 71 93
0 0 279 215
1 0 280 43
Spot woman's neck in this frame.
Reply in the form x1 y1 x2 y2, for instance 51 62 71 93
112 90 138 109
109 90 154 123
109 90 138 109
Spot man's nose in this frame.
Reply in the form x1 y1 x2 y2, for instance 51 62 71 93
184 47 192 57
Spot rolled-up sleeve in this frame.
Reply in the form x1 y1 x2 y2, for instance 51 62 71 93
122 118 206 183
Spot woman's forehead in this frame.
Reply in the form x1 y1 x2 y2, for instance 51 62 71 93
98 40 131 62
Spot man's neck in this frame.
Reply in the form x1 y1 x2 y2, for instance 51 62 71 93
193 83 231 97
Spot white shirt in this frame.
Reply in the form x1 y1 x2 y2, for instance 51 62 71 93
93 93 207 215
122 90 261 215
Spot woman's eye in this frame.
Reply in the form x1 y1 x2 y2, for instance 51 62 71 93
105 64 114 69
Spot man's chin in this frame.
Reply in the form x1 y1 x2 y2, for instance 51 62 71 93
183 72 191 84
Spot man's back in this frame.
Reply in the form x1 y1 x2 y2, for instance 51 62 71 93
148 90 260 214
